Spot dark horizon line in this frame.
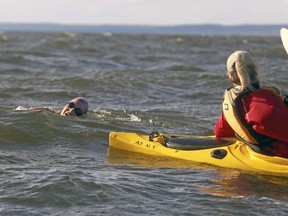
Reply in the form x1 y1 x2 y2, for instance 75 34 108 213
0 22 287 36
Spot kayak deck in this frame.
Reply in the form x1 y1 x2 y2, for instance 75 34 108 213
109 131 288 175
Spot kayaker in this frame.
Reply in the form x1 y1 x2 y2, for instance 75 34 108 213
18 97 89 117
214 50 288 158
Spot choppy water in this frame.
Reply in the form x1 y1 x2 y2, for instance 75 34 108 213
0 31 288 215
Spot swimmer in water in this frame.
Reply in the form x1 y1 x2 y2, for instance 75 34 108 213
18 97 89 117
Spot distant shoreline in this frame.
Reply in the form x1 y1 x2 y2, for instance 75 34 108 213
0 23 287 36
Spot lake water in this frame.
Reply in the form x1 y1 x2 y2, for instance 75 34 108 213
0 31 287 215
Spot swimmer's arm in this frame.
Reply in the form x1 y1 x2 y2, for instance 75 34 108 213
30 107 58 113
16 106 58 113
27 107 45 111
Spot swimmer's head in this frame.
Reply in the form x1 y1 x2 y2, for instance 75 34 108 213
69 97 88 115
61 97 88 116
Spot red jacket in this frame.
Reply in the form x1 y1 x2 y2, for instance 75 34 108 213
214 89 288 157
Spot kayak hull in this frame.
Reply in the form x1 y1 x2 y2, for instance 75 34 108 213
109 132 288 175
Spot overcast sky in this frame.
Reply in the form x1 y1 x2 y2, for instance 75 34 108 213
0 0 287 26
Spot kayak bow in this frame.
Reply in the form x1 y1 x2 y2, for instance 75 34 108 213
109 131 288 175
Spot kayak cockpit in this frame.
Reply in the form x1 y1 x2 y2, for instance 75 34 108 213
165 136 233 150
149 131 233 150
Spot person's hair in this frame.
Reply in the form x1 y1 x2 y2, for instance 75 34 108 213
227 51 259 92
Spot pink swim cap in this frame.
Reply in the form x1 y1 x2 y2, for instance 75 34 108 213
70 97 88 115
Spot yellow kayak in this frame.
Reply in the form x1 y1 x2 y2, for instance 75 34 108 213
109 131 288 175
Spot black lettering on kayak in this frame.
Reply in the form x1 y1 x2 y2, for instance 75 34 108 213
135 141 143 146
135 141 156 149
145 143 156 149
